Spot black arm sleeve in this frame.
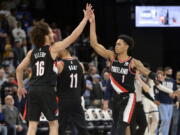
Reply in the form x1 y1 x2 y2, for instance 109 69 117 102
142 90 155 102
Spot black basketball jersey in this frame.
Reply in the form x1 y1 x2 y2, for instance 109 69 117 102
110 57 135 93
30 46 56 86
57 58 83 100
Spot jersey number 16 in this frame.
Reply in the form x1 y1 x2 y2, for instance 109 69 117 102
35 61 45 76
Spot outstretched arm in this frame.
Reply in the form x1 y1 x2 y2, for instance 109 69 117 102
16 50 32 97
156 84 173 94
51 4 92 59
132 59 157 82
136 72 150 92
89 10 114 60
132 59 151 76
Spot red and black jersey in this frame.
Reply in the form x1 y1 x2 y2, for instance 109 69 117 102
56 58 84 100
30 46 57 86
110 56 135 93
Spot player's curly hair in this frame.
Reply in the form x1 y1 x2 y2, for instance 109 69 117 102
30 20 50 47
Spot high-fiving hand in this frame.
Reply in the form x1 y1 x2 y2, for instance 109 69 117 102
83 4 93 21
83 3 95 23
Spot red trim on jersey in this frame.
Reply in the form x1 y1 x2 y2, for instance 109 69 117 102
118 56 131 63
23 102 27 120
129 59 136 75
110 74 129 93
54 62 57 67
128 94 136 123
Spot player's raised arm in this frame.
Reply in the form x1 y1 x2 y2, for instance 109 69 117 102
89 10 114 60
16 50 32 97
51 4 92 57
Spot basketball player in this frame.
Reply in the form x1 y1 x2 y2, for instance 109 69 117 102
88 10 157 135
16 4 92 135
55 48 89 135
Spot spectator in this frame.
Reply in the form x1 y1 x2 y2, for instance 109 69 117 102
155 71 176 135
13 40 25 68
102 79 112 110
0 74 17 104
90 66 98 76
0 13 8 64
171 71 180 135
101 71 110 93
3 64 12 76
102 60 111 74
6 9 17 30
26 19 37 50
2 37 15 73
156 66 164 75
21 13 32 34
2 95 27 135
0 100 8 135
164 67 179 135
12 21 26 44
90 74 103 107
83 63 93 107
0 68 7 88
23 67 32 90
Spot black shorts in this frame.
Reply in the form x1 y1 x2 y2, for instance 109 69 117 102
112 93 136 124
27 86 58 121
59 99 89 135
111 93 136 135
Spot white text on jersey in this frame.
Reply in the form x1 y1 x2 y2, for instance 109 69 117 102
34 52 46 59
111 66 128 75
68 65 77 71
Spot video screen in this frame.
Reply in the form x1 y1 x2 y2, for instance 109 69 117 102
135 6 180 27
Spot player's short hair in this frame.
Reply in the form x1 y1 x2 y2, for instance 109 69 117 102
117 34 134 50
30 21 50 47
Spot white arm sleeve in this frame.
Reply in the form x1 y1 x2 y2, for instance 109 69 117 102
156 84 173 94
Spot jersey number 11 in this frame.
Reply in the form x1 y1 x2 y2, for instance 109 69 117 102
70 73 78 88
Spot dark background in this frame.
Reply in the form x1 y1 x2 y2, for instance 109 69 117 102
29 0 180 71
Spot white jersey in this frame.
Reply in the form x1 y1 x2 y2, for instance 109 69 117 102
134 80 143 102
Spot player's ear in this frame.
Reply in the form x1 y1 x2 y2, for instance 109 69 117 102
45 35 49 42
